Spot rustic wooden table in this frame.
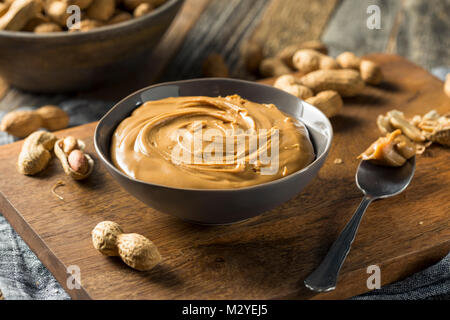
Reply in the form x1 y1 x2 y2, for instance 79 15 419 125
1 54 449 300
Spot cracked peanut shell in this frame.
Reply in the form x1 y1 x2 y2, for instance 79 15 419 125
54 137 94 180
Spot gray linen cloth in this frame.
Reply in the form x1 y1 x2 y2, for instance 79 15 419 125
0 70 449 300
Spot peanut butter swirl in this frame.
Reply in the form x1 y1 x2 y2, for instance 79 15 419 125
111 95 315 189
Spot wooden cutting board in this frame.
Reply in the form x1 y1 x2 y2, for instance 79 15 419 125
0 54 449 300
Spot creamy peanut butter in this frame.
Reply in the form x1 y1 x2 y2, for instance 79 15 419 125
111 95 315 189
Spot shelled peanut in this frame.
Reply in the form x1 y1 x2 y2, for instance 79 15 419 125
359 108 449 166
54 136 94 180
92 221 162 271
0 105 69 138
0 0 168 33
378 109 450 150
16 130 95 178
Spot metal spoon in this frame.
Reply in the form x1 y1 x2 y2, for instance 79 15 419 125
304 157 416 292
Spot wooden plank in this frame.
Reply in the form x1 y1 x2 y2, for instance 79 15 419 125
0 54 448 300
322 0 450 70
161 0 338 81
145 0 212 83
394 0 450 69
77 0 211 101
161 0 271 81
321 0 401 57
0 190 91 299
249 0 339 57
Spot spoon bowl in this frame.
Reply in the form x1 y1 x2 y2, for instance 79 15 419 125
357 157 416 198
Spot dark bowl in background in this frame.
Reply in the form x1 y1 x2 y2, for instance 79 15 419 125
0 0 184 93
94 78 333 225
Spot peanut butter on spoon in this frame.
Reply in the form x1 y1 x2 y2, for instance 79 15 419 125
358 129 415 167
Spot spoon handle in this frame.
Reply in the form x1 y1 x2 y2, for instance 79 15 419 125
304 196 373 292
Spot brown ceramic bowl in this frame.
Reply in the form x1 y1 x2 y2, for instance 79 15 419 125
94 78 333 225
0 0 184 93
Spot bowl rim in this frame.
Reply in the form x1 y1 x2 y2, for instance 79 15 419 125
0 0 182 39
94 78 334 192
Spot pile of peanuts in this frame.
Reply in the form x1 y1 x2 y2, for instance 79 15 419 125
0 0 168 33
240 40 384 118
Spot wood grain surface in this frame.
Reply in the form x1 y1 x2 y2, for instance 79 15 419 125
321 0 402 58
250 0 338 57
321 0 450 70
395 0 450 69
161 0 271 81
0 54 449 300
78 0 211 102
